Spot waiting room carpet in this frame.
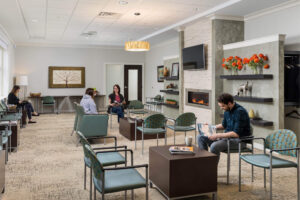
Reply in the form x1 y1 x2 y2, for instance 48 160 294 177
1 114 298 199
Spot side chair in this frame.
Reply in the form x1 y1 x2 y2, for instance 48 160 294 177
84 144 149 200
239 129 299 200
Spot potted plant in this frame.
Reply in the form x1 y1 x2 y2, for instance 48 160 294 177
245 53 269 74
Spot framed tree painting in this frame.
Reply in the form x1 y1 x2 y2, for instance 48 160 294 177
49 66 85 88
157 65 164 82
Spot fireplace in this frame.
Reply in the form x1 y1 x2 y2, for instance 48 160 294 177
186 88 211 109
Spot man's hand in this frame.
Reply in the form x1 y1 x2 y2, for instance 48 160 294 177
208 134 219 141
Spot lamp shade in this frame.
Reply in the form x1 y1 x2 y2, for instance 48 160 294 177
16 75 28 86
125 41 150 51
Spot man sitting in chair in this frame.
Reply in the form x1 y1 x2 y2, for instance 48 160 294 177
197 93 251 163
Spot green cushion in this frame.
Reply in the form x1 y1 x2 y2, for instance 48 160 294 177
241 154 297 168
1 114 17 121
84 152 126 168
166 125 195 131
93 168 146 193
97 152 126 166
136 127 166 134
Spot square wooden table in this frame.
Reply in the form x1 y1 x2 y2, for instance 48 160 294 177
149 145 218 200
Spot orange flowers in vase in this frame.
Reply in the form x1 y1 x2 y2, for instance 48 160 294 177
247 53 269 74
222 56 244 75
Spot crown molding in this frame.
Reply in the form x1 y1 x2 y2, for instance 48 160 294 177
223 34 286 50
208 14 244 21
15 42 124 49
244 0 300 21
138 0 242 41
0 24 15 47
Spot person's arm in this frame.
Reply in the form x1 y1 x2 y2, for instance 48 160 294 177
208 131 239 141
108 97 115 107
215 124 224 130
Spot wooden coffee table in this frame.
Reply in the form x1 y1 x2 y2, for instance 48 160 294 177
149 145 218 200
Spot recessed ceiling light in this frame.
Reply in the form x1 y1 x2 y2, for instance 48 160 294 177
119 0 128 5
31 19 38 23
134 12 141 16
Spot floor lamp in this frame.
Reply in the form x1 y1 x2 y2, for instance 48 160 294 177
16 75 28 100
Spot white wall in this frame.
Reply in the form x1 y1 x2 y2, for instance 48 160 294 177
144 37 179 99
245 4 300 50
0 25 15 98
15 45 145 97
105 64 124 101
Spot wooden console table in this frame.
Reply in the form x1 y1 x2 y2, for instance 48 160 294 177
28 95 106 113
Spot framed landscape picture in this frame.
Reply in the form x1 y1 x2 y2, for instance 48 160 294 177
157 65 164 82
49 66 85 88
171 62 179 80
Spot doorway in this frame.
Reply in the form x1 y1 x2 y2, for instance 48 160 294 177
124 65 142 104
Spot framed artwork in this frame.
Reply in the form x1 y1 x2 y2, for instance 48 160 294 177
49 66 85 88
157 65 164 82
171 62 179 80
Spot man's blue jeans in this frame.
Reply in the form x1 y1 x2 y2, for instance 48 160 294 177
111 106 124 122
197 135 242 163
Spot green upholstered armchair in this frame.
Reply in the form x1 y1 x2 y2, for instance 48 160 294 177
77 131 129 200
239 129 299 200
41 96 56 114
84 144 148 200
0 103 16 154
76 105 108 139
135 113 167 154
70 102 79 136
167 112 197 145
127 100 148 117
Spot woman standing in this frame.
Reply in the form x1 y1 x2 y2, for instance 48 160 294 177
80 88 98 114
108 84 126 122
8 85 38 123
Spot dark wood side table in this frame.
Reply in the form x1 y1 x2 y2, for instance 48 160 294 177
119 117 164 141
149 145 218 200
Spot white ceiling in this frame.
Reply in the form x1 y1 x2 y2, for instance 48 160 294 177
0 0 292 47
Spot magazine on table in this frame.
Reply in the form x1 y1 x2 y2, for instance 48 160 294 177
169 146 195 155
198 123 217 137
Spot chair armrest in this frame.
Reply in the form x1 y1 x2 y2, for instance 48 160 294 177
238 137 265 143
104 164 148 171
270 147 300 153
92 145 126 150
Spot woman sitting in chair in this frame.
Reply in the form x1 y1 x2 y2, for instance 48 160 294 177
80 88 98 114
8 85 38 123
108 84 126 122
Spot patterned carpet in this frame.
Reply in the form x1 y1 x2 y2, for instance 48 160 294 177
1 113 298 200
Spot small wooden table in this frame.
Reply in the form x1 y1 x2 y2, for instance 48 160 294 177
149 145 218 200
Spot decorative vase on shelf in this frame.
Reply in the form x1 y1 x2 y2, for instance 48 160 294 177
163 67 169 77
252 67 258 74
233 69 238 75
248 109 255 119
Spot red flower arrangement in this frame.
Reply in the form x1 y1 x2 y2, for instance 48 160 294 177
222 56 244 75
247 53 269 74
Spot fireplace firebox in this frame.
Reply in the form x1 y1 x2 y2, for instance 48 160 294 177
185 89 211 109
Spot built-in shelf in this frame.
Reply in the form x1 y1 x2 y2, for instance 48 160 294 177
250 119 273 127
165 77 179 80
234 96 273 103
162 103 179 109
219 114 273 127
220 74 273 80
160 90 179 95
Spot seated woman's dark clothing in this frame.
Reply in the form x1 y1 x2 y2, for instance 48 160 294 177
108 93 124 122
8 92 35 120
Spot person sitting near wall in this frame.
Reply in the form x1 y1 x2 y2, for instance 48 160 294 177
197 93 251 163
108 84 126 123
80 88 98 114
8 85 39 123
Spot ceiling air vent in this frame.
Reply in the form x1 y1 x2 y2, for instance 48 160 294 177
81 31 97 38
98 12 122 19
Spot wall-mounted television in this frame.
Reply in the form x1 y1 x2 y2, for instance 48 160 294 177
182 44 206 70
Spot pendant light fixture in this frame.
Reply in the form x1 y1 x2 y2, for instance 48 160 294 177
125 41 150 51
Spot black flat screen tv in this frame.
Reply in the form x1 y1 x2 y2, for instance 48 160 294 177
182 44 206 70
